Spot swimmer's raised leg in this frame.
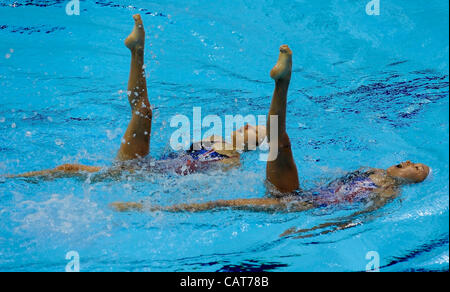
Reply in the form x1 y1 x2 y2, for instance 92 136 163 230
6 15 149 179
266 45 299 194
117 14 152 161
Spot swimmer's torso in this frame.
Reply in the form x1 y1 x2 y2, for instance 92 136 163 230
296 169 395 207
151 140 240 175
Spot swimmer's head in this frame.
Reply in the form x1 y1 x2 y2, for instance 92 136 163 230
386 161 430 183
232 125 267 151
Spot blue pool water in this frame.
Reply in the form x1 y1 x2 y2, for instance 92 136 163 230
0 0 448 272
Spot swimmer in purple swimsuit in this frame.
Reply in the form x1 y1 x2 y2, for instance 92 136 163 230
111 44 431 213
8 15 266 179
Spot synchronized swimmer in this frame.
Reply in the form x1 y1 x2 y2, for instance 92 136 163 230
7 14 430 214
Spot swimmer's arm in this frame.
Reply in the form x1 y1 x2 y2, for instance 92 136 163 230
372 186 400 206
7 164 102 179
218 156 241 170
111 198 314 213
280 204 382 238
280 188 399 238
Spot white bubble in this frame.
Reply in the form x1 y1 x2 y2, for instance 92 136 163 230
106 129 121 140
11 123 16 128
55 139 64 146
5 54 11 59
47 116 53 122
0 117 5 123
25 131 32 137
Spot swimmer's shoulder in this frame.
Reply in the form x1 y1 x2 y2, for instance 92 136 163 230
190 137 241 169
367 168 400 195
367 168 388 186
367 168 385 177
192 136 239 158
212 141 241 169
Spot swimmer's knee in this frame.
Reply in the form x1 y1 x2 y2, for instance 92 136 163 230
144 107 152 119
278 132 292 150
134 106 152 120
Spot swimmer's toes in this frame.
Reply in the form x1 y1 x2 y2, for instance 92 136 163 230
133 14 143 25
279 44 292 55
270 45 292 80
125 14 145 51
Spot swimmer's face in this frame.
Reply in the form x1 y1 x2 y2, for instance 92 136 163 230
232 125 267 151
387 161 430 183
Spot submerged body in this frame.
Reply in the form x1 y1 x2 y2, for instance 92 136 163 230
135 141 240 176
111 163 427 213
298 170 381 208
7 137 244 179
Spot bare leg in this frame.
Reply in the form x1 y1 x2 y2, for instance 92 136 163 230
266 45 300 194
111 198 313 213
8 164 102 178
117 14 152 161
6 16 149 179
